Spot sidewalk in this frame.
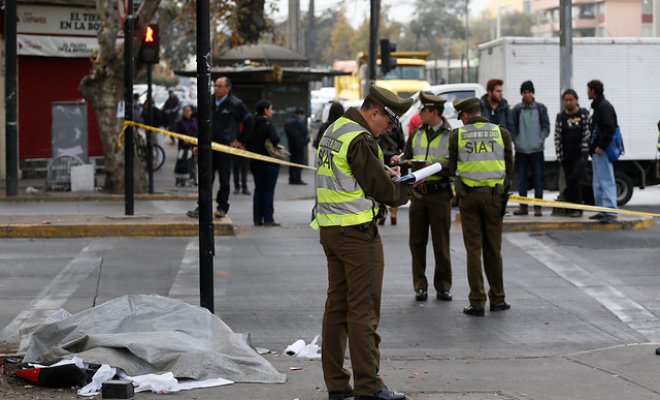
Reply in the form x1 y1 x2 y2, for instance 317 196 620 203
0 143 656 237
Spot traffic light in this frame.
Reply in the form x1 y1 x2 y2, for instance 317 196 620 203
140 24 160 64
380 39 397 75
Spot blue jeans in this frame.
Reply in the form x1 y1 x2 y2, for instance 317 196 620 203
251 161 279 223
591 152 617 216
515 151 544 209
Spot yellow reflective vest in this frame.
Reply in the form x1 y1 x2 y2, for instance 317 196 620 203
410 125 451 182
456 122 506 188
311 117 379 228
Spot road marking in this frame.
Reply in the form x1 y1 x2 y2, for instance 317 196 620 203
507 233 660 342
1 241 112 348
168 239 199 300
168 239 228 303
151 200 185 214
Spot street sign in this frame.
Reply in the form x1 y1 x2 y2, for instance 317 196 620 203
117 0 128 24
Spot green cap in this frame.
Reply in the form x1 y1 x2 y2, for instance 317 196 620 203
366 85 414 117
453 97 481 114
419 91 447 109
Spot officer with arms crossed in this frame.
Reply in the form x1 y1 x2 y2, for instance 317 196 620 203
391 92 453 302
448 97 514 316
312 86 413 400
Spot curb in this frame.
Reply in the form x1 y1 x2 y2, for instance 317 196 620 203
0 192 198 202
0 217 235 239
453 213 656 232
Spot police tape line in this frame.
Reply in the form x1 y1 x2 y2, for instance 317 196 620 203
117 121 317 170
509 195 660 218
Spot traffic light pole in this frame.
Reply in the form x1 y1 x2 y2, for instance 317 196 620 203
368 0 379 86
197 0 215 313
123 0 135 215
146 64 155 194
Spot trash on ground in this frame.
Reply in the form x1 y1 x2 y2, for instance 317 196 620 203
18 294 286 392
288 367 303 371
284 336 321 359
100 379 133 399
25 186 39 194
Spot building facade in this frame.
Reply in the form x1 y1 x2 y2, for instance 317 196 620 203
530 0 654 37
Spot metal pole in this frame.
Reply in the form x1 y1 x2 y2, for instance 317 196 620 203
368 0 380 86
5 0 18 196
146 64 154 194
465 0 470 81
307 0 316 62
124 0 135 215
559 0 573 105
558 0 573 202
197 0 215 313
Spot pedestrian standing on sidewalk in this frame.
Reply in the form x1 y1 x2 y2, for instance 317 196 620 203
376 118 405 226
480 78 512 130
312 86 413 400
285 108 309 185
186 76 254 219
391 92 453 303
247 100 281 227
162 89 181 145
587 79 619 224
554 89 590 217
173 105 198 187
510 80 550 216
448 97 513 317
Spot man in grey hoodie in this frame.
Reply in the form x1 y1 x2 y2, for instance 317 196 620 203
510 80 550 216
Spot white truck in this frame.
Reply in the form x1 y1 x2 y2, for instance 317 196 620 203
478 37 660 205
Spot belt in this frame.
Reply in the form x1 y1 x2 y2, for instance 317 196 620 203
415 181 451 195
464 185 494 194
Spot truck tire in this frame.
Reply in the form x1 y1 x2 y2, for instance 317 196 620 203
615 171 633 206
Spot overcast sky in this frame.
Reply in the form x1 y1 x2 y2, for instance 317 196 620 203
269 0 489 29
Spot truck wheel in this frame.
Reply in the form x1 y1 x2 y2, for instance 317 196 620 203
615 172 633 206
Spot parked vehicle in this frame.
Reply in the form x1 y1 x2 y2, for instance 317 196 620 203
478 37 660 205
398 83 487 136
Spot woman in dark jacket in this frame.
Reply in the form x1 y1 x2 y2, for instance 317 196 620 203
248 100 281 227
174 104 198 186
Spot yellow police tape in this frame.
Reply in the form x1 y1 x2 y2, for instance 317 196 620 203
510 195 660 218
117 121 317 170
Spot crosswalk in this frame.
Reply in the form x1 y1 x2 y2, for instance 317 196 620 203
1 240 114 349
506 233 660 343
1 233 658 349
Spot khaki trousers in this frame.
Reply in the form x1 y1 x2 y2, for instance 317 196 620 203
409 190 452 292
458 191 506 309
320 223 385 396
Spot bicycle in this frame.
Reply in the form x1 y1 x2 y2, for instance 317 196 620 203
134 130 166 171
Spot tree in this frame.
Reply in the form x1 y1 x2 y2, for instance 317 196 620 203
350 6 403 58
79 0 170 193
398 0 465 59
80 0 266 193
324 8 355 61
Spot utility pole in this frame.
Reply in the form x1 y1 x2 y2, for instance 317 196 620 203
465 0 470 81
559 0 573 107
557 0 573 203
368 0 380 86
5 0 18 196
197 0 215 313
288 0 301 52
307 0 316 62
123 0 135 215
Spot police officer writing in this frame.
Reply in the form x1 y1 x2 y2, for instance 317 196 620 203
448 97 514 316
312 86 413 400
391 92 453 302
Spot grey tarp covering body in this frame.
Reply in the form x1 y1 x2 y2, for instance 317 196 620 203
22 294 286 383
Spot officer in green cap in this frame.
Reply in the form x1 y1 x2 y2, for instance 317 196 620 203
448 97 514 317
392 91 453 302
312 85 413 400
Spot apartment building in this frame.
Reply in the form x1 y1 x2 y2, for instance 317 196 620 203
530 0 654 37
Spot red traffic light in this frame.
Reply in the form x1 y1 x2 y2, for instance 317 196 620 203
140 24 160 64
145 26 155 43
